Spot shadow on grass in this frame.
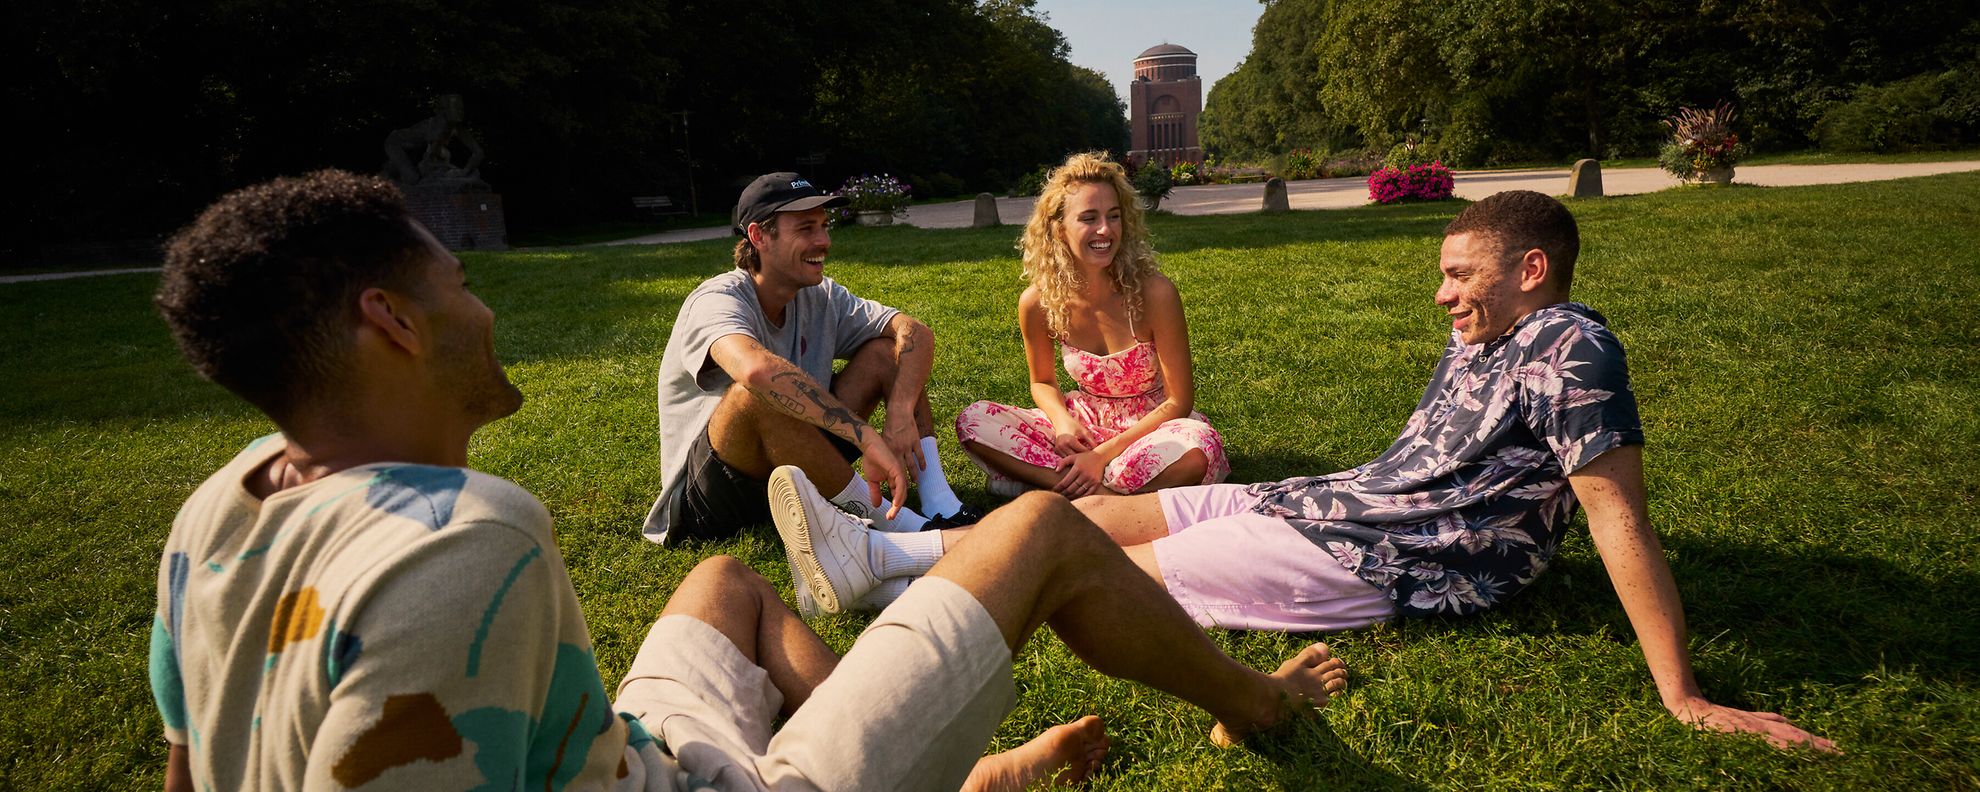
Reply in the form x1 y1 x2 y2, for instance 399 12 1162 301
1415 534 1979 687
1225 450 1361 487
1251 717 1428 790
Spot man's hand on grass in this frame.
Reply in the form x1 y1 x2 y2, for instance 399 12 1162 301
1669 696 1838 753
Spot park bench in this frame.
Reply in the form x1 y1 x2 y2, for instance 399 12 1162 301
631 195 687 217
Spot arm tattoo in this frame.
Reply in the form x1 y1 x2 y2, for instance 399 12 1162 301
772 371 869 443
769 391 804 415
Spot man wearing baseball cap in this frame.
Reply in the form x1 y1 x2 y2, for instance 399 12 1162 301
644 172 979 556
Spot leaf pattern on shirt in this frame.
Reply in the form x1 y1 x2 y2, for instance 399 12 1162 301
1248 304 1643 617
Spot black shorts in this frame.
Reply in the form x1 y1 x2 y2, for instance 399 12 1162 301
675 425 862 543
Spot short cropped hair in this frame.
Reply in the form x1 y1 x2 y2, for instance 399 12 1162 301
156 169 429 418
1444 190 1580 290
732 214 785 272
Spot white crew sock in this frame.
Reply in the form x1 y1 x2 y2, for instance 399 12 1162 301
828 475 928 533
857 578 916 610
869 530 945 579
914 436 966 518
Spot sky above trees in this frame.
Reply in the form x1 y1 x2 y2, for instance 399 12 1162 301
1033 0 1265 103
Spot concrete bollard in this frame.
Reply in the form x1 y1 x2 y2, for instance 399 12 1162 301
971 193 1001 228
1262 177 1290 213
1569 159 1604 197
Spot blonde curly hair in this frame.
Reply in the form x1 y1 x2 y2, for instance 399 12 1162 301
1019 152 1159 340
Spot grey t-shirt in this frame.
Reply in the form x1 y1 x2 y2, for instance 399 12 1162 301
642 269 897 543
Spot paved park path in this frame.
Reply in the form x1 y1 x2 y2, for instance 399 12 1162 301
597 160 1980 245
6 161 1975 282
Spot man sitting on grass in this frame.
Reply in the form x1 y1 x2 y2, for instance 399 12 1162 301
146 169 1349 790
780 190 1834 753
642 172 978 546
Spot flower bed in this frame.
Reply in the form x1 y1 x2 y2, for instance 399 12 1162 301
1367 162 1455 204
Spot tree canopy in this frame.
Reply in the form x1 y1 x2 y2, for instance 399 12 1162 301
1202 0 1980 165
8 0 1126 251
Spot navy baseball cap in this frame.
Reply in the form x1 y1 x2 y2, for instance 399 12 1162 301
733 172 848 235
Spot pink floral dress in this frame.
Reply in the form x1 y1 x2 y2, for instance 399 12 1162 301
956 337 1230 494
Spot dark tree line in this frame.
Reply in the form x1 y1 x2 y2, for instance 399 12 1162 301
1201 0 1980 165
7 0 1126 254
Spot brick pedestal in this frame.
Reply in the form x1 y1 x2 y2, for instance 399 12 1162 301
405 186 508 251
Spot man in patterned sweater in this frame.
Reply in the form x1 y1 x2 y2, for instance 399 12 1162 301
146 169 1349 790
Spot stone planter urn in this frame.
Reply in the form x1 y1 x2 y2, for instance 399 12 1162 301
1138 194 1163 211
855 209 895 226
1688 166 1735 186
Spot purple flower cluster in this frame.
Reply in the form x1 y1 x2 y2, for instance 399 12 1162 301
1366 162 1455 204
832 173 912 223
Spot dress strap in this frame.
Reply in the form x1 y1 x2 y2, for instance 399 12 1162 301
1128 305 1136 340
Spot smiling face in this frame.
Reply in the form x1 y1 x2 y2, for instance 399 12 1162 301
751 208 832 289
1057 181 1123 272
409 222 522 424
1435 231 1532 345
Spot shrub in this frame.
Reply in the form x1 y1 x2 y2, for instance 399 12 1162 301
919 172 966 199
1659 102 1746 179
832 173 911 224
1281 148 1322 180
1367 162 1455 204
1323 150 1383 178
1009 165 1050 197
1133 163 1173 202
1382 140 1435 170
1169 161 1199 186
1815 72 1967 153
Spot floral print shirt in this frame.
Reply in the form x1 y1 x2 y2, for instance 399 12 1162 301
1247 304 1643 617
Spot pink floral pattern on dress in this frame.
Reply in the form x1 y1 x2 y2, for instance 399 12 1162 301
956 340 1230 494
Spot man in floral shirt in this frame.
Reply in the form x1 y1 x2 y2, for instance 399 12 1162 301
1074 190 1836 752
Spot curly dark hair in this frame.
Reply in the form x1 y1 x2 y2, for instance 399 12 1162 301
1444 190 1580 290
155 169 429 418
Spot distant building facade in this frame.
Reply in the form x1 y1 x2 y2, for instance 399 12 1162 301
1128 43 1203 167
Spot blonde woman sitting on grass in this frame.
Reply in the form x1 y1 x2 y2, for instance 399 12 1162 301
957 153 1229 498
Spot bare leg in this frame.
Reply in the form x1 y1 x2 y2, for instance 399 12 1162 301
928 493 1347 743
1134 449 1208 493
961 439 1061 489
1074 492 1170 546
661 556 1112 775
659 556 839 715
833 337 935 436
961 715 1109 791
708 386 860 494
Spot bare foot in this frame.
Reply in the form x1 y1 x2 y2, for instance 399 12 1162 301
1210 642 1348 747
961 715 1109 791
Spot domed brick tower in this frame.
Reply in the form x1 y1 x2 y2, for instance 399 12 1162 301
1129 43 1203 167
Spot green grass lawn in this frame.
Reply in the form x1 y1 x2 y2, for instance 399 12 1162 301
3 173 1977 789
1486 147 1980 172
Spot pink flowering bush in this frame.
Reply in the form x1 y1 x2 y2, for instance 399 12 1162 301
1366 162 1455 204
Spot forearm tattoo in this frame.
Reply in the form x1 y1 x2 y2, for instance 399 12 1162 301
770 370 868 444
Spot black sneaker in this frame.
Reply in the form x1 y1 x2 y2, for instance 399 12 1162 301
922 505 985 530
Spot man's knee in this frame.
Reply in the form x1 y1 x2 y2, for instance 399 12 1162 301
979 491 1111 552
681 555 772 600
711 385 804 440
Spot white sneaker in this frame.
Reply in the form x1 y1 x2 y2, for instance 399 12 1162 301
769 466 881 616
791 570 821 619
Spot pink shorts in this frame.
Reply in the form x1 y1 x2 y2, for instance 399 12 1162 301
1152 484 1399 632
